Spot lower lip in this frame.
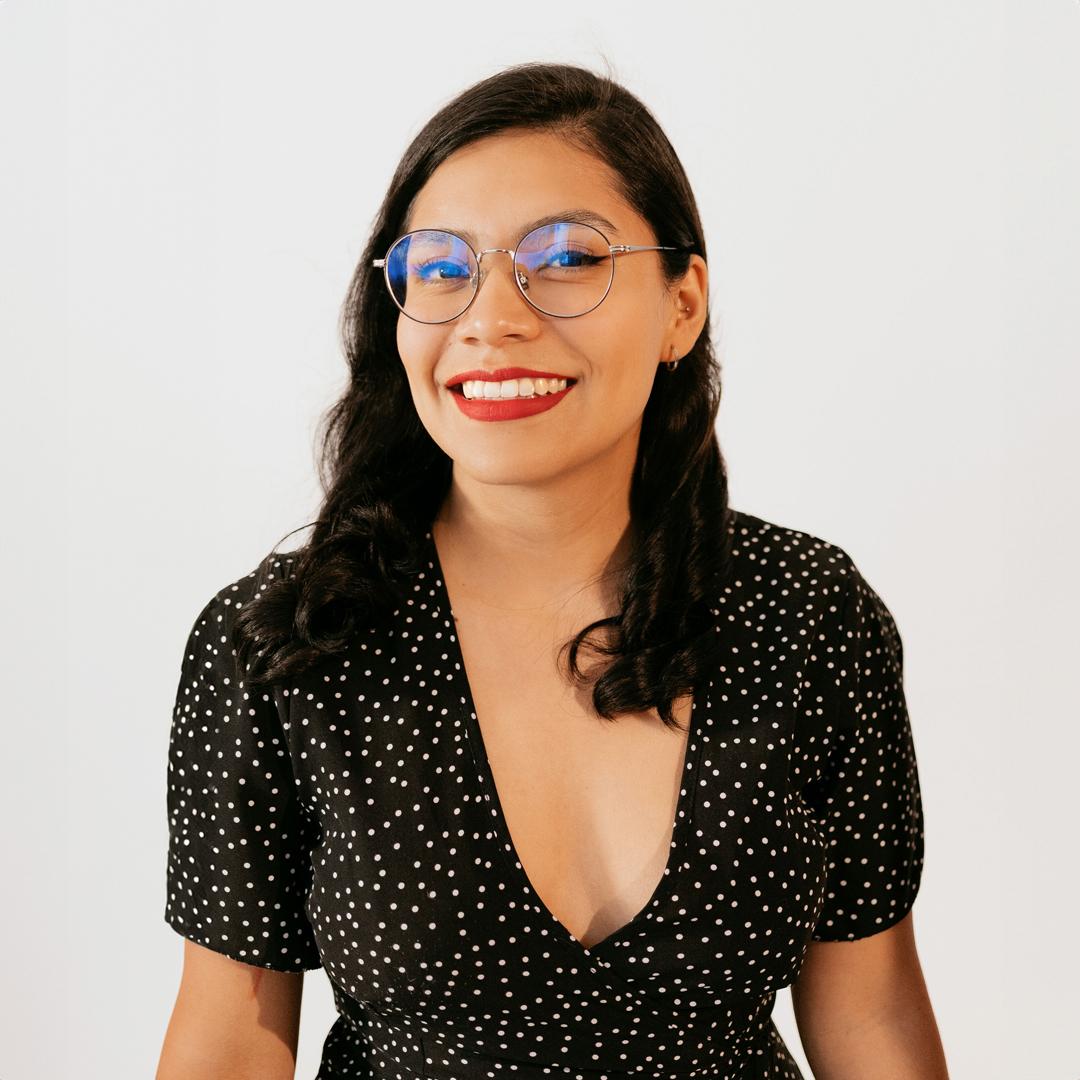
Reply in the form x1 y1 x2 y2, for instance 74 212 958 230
449 382 577 422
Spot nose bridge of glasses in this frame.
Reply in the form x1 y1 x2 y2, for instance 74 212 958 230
473 246 529 296
475 246 517 280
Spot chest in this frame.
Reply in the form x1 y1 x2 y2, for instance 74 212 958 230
448 600 694 950
288 554 830 1006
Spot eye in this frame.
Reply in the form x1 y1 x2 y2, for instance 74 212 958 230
415 258 470 281
544 246 591 268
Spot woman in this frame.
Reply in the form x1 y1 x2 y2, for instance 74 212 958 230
158 61 948 1080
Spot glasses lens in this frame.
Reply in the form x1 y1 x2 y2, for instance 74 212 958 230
385 230 477 323
515 222 613 317
383 222 615 322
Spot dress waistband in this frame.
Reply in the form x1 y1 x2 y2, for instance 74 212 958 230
317 1008 801 1080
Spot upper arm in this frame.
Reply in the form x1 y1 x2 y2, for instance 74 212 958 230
793 910 927 1030
791 912 948 1078
159 571 323 1077
157 939 305 1080
789 562 946 1074
799 559 925 944
163 575 323 971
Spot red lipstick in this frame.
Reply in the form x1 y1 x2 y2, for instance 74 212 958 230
448 375 578 423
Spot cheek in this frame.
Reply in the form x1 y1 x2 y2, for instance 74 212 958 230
396 322 442 389
576 306 663 394
396 318 419 367
595 286 663 350
603 363 663 417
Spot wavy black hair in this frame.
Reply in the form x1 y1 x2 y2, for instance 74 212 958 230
235 58 735 732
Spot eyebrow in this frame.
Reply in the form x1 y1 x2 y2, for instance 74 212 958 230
403 208 620 246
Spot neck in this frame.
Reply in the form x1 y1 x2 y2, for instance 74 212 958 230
432 471 636 616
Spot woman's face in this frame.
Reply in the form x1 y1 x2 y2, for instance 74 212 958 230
394 130 704 489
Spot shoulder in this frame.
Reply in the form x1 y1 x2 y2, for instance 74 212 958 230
175 550 303 714
725 509 905 681
192 548 301 621
726 506 859 599
180 549 302 672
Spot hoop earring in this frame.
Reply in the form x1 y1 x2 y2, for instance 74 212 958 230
664 305 691 371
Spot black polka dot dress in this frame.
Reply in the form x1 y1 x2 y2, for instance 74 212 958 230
164 507 925 1079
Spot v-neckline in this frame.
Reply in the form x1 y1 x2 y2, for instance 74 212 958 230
422 526 705 958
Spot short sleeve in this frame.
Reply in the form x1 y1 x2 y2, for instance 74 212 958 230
802 559 925 942
164 571 323 971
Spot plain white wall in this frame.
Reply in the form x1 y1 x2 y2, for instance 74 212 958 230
2 1 1077 1077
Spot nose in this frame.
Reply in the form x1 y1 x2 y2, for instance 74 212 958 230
469 248 534 315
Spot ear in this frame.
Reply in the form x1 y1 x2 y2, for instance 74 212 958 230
666 255 709 357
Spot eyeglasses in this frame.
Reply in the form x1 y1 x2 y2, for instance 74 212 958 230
372 220 690 324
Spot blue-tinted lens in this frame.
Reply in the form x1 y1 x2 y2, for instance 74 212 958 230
382 223 613 322
385 231 476 322
516 223 612 316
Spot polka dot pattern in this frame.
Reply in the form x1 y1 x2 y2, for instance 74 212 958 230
164 507 924 1079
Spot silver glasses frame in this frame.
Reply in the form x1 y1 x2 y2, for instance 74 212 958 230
371 220 689 324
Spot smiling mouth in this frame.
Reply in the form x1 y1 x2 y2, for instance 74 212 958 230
451 376 577 400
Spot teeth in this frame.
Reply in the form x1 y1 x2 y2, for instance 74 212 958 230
460 377 570 400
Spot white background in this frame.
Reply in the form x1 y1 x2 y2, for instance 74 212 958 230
2 1 1077 1077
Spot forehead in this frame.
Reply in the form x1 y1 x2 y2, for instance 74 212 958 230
403 131 637 246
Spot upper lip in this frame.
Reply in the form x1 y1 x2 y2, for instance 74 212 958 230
445 367 577 388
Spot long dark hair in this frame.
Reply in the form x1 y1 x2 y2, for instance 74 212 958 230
236 59 735 731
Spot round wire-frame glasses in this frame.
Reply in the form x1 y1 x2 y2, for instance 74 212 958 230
372 219 692 324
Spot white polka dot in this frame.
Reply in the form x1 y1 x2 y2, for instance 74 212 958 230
164 507 923 1078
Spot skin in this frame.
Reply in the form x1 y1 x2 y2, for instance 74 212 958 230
400 129 948 1076
157 939 304 1080
792 912 950 1079
395 131 709 959
158 128 948 1077
398 129 707 616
